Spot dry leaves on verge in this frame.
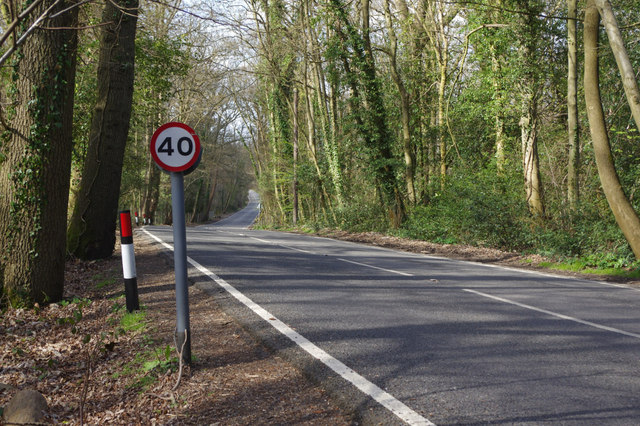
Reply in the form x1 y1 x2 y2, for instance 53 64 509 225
0 233 353 425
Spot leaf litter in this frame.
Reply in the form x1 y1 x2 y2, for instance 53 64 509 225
0 233 352 425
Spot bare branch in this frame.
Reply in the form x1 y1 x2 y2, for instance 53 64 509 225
0 0 63 68
0 0 46 48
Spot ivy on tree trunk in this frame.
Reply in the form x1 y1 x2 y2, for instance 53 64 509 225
0 0 78 306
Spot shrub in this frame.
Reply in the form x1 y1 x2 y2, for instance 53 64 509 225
402 169 531 250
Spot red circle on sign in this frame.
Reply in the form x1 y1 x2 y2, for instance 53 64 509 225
150 122 201 172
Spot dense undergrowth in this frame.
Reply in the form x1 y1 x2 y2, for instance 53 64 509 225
398 170 638 269
267 168 640 276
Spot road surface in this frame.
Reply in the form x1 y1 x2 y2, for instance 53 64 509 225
143 199 640 425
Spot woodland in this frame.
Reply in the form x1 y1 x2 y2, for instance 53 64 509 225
1 0 640 307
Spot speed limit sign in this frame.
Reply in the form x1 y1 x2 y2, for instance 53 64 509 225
150 122 201 173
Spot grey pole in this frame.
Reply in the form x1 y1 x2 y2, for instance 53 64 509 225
171 171 192 364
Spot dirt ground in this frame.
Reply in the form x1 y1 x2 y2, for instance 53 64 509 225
0 233 352 425
1 228 636 425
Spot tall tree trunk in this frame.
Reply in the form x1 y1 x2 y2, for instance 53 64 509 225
301 48 336 221
437 57 447 188
490 44 505 172
0 1 78 306
190 179 204 223
489 0 506 172
330 0 404 226
292 88 299 225
384 0 415 205
520 104 544 216
420 2 459 189
269 107 286 221
594 0 640 128
326 72 344 208
584 0 640 259
518 5 545 216
308 40 343 211
142 145 161 224
397 0 429 199
362 0 404 226
67 0 138 259
567 0 580 207
204 169 219 220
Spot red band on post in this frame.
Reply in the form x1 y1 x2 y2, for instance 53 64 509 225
119 210 133 244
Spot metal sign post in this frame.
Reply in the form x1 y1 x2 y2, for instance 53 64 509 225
150 122 201 365
170 171 191 363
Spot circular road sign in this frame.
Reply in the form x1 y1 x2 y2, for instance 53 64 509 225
150 122 201 173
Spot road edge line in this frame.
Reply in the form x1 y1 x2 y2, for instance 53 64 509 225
142 228 434 426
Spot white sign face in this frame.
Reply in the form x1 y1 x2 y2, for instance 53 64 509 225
150 122 201 172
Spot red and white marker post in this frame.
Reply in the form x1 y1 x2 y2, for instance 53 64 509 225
119 210 140 312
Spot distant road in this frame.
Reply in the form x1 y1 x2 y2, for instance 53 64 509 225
144 198 640 425
210 190 260 228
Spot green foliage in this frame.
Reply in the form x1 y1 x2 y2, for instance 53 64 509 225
95 276 117 290
527 204 627 259
119 25 191 210
71 15 100 174
397 164 636 271
120 309 147 333
539 258 640 279
142 345 179 373
401 169 530 250
56 298 91 334
335 201 389 233
115 344 179 392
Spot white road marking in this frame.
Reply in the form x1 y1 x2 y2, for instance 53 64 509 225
251 235 412 275
248 236 313 254
251 237 270 244
338 258 414 277
463 288 640 339
143 228 174 251
142 228 434 426
207 232 410 271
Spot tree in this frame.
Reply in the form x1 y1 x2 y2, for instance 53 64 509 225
0 0 78 306
383 0 415 204
567 0 579 207
328 0 404 226
250 0 296 224
584 0 640 259
67 0 138 259
517 1 545 216
127 2 189 225
423 1 460 188
300 0 344 215
594 0 640 129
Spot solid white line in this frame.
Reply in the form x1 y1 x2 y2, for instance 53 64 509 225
463 288 640 339
142 228 433 425
189 258 432 425
338 258 414 277
142 228 173 251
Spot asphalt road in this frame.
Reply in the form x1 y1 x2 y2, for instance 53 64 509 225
144 201 640 425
